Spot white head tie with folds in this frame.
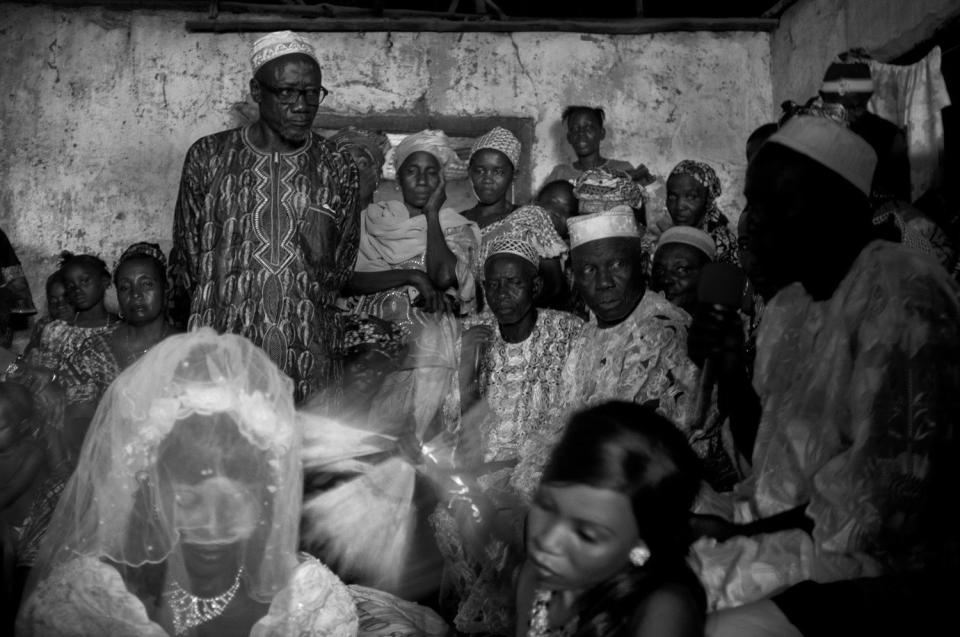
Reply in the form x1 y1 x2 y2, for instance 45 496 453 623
656 226 717 261
568 207 641 249
250 31 319 74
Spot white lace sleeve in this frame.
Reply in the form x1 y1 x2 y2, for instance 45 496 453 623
251 556 358 637
17 557 167 637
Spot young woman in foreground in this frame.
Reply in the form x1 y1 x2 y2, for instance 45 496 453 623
516 401 704 637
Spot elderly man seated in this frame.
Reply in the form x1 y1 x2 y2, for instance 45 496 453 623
689 116 960 635
510 207 723 495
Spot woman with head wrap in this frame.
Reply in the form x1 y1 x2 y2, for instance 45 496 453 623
650 226 716 315
59 242 181 460
17 329 447 636
666 160 738 265
330 127 390 209
463 127 568 309
342 129 479 442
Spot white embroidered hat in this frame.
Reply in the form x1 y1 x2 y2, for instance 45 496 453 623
767 116 877 196
568 207 641 249
250 31 319 74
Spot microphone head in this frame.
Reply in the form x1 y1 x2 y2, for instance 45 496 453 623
697 262 747 308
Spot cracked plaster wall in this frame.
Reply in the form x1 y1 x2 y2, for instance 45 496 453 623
0 3 770 313
771 0 960 107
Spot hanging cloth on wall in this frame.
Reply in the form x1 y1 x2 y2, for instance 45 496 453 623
868 46 952 202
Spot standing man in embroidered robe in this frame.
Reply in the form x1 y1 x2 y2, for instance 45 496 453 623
169 31 360 403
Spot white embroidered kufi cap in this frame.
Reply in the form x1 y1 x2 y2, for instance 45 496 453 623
766 116 877 196
656 226 717 261
251 31 319 74
486 235 539 268
568 206 641 249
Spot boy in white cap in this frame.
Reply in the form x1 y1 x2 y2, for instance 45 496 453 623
510 207 722 495
690 116 960 635
169 31 361 403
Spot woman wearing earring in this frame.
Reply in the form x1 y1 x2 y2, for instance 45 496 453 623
517 401 705 637
462 127 567 308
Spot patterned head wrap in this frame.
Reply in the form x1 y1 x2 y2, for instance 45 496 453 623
656 226 716 261
393 130 456 171
669 160 722 202
115 242 166 272
330 127 391 171
470 126 521 170
568 208 641 249
342 314 405 359
780 96 848 128
573 167 645 214
485 236 539 268
250 31 319 74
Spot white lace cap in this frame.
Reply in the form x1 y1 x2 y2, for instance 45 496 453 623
568 207 641 249
250 31 319 74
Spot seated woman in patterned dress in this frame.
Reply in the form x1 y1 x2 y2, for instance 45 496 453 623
431 236 583 636
343 129 480 443
461 127 568 308
62 242 180 461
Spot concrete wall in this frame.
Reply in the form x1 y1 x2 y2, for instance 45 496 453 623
0 3 771 314
771 0 960 109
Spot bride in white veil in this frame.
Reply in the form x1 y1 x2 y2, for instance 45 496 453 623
17 329 445 637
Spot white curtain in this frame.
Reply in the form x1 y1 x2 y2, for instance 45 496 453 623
868 46 952 202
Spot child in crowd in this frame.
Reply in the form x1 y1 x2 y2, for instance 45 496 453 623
42 271 73 322
536 180 579 242
543 106 649 186
516 401 705 637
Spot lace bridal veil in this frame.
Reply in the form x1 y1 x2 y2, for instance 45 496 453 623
17 328 357 637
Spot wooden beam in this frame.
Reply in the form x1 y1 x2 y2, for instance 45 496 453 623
186 16 778 33
761 0 802 19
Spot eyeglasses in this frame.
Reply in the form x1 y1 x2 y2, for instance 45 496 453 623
258 82 329 105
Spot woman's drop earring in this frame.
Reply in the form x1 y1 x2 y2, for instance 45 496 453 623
629 543 650 567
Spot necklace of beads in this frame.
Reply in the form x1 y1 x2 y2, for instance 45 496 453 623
166 566 243 635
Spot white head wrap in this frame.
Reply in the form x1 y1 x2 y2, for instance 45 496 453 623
392 129 465 176
656 226 717 260
470 127 522 170
568 208 641 249
767 115 877 195
250 31 319 74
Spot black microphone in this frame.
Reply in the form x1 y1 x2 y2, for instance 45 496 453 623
692 263 747 429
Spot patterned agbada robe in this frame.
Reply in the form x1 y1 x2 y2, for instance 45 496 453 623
169 126 360 403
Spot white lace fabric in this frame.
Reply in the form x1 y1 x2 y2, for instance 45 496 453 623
17 328 346 634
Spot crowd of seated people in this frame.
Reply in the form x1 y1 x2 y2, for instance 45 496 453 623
1 33 959 637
